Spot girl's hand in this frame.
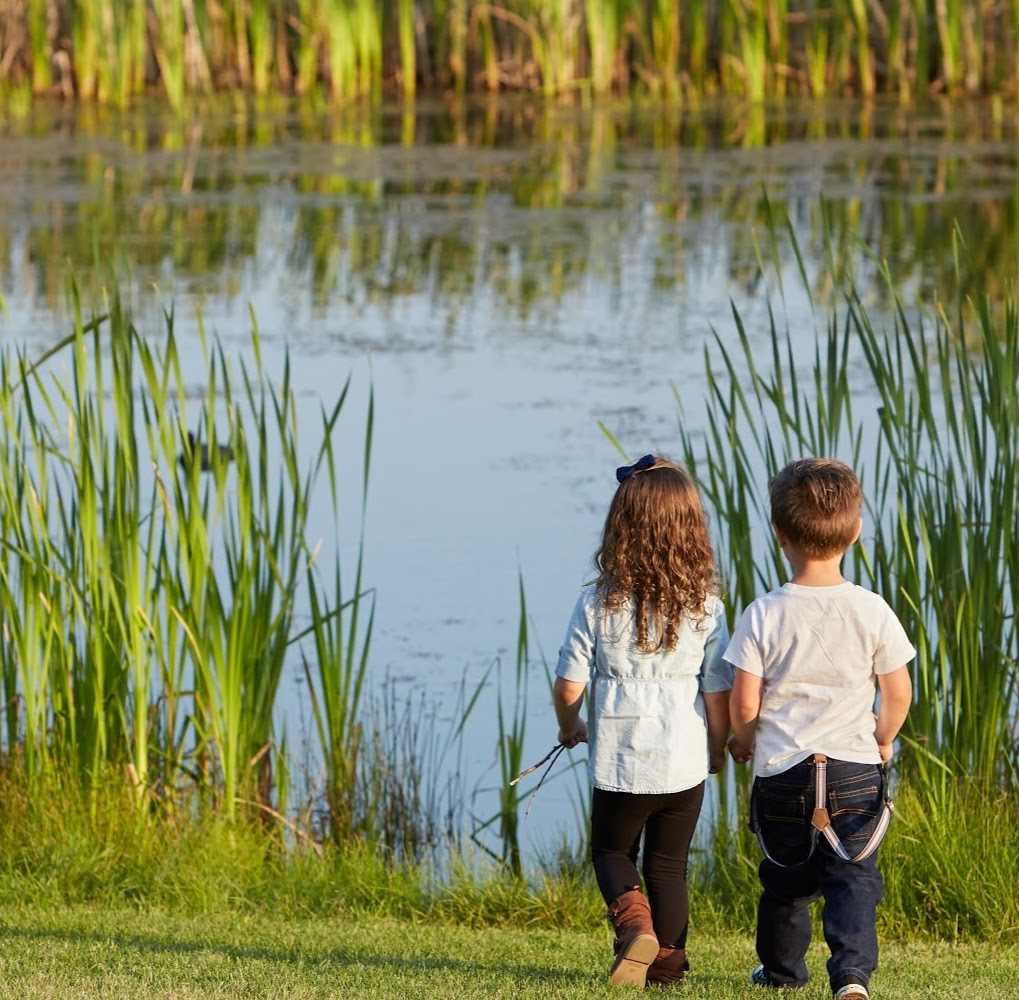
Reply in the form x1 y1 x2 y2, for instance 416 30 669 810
558 719 588 749
708 749 726 774
727 734 753 764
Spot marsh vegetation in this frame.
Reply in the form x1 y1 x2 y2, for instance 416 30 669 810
1 0 1017 106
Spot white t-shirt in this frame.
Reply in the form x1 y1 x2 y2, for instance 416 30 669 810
556 586 732 793
723 581 915 778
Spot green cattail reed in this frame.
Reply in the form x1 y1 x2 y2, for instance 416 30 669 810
805 7 829 97
248 0 273 94
0 346 65 782
885 0 908 101
449 0 469 94
962 0 982 94
847 0 874 96
913 0 931 91
232 0 252 87
767 0 788 99
826 0 854 94
292 0 320 93
301 390 374 842
71 0 102 99
185 345 317 818
353 0 383 99
540 0 579 96
477 7 500 92
324 0 357 100
27 0 52 93
585 0 620 95
397 0 417 100
96 0 118 103
1014 0 1019 96
194 0 227 80
126 0 150 102
650 0 681 99
687 0 708 93
732 0 768 101
935 0 963 92
716 0 737 93
472 576 531 877
151 0 187 108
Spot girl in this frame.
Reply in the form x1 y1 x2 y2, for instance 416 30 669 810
553 454 731 989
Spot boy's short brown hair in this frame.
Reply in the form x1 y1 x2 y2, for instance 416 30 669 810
769 458 863 559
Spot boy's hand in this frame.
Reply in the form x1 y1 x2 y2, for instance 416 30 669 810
558 719 588 749
878 742 894 763
727 734 753 764
708 749 726 774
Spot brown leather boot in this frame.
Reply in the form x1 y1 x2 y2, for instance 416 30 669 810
646 946 689 989
606 888 659 987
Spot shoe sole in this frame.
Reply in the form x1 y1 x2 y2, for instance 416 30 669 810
607 934 660 987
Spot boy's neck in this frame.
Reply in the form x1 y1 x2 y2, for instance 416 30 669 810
783 549 848 588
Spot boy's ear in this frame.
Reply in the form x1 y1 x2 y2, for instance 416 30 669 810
851 517 863 544
771 521 787 547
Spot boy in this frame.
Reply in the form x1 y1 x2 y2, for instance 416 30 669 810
724 458 914 1000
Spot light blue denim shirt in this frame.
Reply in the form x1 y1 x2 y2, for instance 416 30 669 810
556 586 732 793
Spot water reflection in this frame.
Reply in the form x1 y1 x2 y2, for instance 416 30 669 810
3 98 1019 330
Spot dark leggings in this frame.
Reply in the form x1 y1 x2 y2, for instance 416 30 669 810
590 782 705 948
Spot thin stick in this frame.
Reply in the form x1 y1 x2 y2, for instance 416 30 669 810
523 744 566 820
509 743 563 785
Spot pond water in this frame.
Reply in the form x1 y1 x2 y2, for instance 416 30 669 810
2 96 1018 857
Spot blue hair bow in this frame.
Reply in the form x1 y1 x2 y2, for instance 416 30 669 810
616 453 656 483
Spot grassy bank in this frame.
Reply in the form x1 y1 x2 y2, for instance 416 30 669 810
1 764 1016 942
0 904 1016 999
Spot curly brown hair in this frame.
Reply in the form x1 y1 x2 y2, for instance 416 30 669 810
593 456 716 654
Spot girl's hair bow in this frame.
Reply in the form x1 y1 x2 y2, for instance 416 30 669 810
616 453 656 483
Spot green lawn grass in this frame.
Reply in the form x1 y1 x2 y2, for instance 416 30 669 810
0 905 1016 999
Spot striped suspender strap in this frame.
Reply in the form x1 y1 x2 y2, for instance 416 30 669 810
810 754 894 863
753 754 894 867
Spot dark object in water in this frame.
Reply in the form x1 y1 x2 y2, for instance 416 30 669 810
179 431 234 472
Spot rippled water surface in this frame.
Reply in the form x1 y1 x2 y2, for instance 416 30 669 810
2 96 1017 851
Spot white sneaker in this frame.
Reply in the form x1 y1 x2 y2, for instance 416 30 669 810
834 985 870 1000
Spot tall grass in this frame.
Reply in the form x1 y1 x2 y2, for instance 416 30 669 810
0 293 375 838
671 208 1019 947
584 0 620 96
397 0 417 100
27 0 52 93
680 211 1019 800
470 575 535 878
302 378 375 843
6 0 1019 103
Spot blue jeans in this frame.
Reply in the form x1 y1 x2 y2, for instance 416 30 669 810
752 759 885 992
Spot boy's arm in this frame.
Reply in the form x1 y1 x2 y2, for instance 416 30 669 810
553 676 588 748
728 667 762 763
875 665 912 761
703 691 730 773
